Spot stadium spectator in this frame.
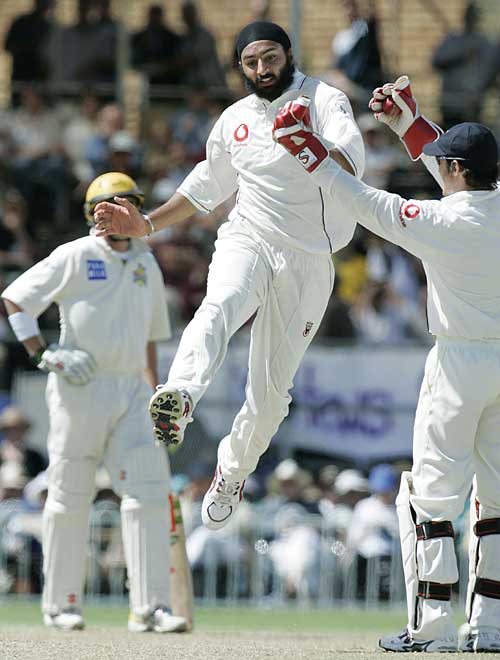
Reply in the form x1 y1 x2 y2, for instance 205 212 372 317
170 86 214 161
178 1 227 89
54 0 118 86
319 468 369 539
327 0 385 109
358 113 402 190
359 279 427 344
62 92 101 183
0 189 37 276
432 3 494 129
268 502 322 600
347 463 399 600
107 131 143 181
8 85 70 228
4 0 56 101
0 406 47 479
84 103 124 176
131 4 183 85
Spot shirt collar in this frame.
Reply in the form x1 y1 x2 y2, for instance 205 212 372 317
93 235 150 259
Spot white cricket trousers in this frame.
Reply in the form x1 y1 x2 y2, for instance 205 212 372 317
42 372 172 617
410 337 500 637
167 218 334 481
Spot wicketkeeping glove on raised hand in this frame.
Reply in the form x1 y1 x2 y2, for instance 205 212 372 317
273 96 329 173
37 344 97 385
368 75 442 160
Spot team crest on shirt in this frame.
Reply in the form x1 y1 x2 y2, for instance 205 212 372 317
86 259 107 280
303 321 314 337
133 263 147 286
399 202 421 227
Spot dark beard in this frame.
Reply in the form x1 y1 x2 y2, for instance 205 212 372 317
241 59 296 101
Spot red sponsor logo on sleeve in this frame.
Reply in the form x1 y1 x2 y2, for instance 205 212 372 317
234 123 249 142
399 201 421 227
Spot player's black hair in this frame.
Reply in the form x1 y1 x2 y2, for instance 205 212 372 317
444 160 498 191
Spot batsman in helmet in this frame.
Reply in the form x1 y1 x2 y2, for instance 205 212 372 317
2 172 187 633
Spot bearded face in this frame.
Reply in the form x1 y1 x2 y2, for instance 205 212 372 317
240 42 295 102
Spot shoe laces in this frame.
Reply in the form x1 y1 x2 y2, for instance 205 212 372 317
214 476 242 505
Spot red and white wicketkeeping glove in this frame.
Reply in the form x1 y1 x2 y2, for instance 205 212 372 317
272 96 329 173
368 75 441 160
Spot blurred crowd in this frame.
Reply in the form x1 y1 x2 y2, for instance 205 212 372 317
0 413 470 603
0 0 495 598
0 393 405 600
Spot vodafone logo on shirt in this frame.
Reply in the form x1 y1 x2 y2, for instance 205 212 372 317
399 201 421 227
234 123 249 142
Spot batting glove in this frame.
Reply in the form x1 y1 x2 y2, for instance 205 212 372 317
368 75 442 160
273 96 329 173
37 344 97 385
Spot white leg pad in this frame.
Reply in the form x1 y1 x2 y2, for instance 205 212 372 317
110 444 172 616
397 472 419 631
42 457 96 613
397 472 457 641
467 485 500 630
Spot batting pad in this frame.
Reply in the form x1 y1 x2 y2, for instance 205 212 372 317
42 457 97 613
117 444 172 614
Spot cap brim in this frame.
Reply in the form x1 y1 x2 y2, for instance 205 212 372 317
422 138 447 157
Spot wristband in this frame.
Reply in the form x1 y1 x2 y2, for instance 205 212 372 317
8 311 40 341
143 214 155 236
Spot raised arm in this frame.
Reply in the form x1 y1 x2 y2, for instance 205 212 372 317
272 97 447 261
95 114 238 238
368 76 444 189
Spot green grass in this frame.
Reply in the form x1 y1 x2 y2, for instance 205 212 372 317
0 599 406 632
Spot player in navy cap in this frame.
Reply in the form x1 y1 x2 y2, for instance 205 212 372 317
273 77 500 652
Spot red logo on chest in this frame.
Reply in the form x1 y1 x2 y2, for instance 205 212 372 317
234 123 249 142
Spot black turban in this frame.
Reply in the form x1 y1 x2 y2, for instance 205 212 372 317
235 21 291 60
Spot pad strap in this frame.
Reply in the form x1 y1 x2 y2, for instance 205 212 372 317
416 520 454 541
474 518 500 537
417 581 452 601
474 578 500 600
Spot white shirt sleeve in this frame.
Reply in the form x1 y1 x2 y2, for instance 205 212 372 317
317 91 365 179
148 258 172 342
311 159 454 262
177 114 238 213
1 247 69 318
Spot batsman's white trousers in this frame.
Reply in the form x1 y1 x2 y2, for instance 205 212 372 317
409 337 500 636
168 218 334 481
42 372 172 616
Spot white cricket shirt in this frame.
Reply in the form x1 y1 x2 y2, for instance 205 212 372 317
2 236 171 373
312 160 500 341
178 70 365 255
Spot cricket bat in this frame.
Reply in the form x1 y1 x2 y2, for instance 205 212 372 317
169 493 194 631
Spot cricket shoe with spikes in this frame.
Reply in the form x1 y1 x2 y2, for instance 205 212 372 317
148 386 193 447
459 624 500 652
128 606 187 633
43 607 85 631
379 630 457 653
202 464 245 530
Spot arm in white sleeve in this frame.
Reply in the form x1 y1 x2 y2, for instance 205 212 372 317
311 159 449 262
318 92 365 179
1 247 68 318
177 114 238 213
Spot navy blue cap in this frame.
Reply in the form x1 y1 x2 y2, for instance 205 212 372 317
423 122 498 171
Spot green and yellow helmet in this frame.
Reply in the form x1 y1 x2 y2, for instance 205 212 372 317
84 172 144 224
